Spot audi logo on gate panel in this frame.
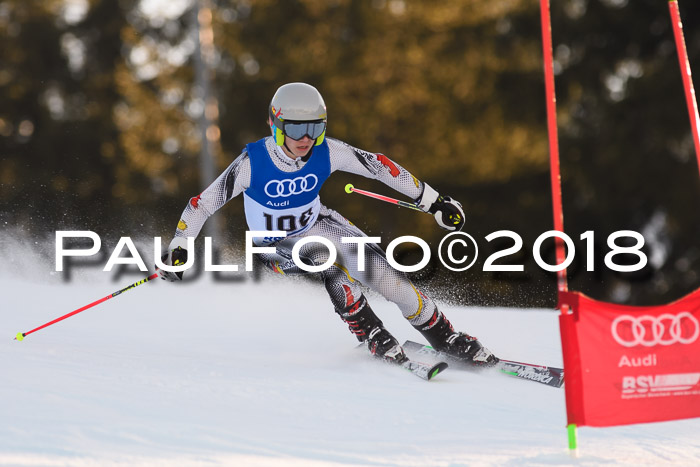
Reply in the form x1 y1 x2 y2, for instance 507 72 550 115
264 175 319 198
611 312 700 347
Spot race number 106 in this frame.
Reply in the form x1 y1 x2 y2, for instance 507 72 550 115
479 230 647 273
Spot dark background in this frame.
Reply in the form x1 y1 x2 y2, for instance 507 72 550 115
1 0 698 308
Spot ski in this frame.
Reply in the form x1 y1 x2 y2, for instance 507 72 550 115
398 357 449 381
402 340 564 388
359 344 448 381
496 358 564 388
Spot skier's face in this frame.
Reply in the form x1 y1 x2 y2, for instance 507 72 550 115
283 134 314 159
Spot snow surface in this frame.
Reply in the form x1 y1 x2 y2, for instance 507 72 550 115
2 249 700 466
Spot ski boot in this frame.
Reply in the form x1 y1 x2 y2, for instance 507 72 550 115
336 294 407 364
415 309 497 367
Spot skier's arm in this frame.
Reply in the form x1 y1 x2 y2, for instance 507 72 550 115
328 138 465 231
173 152 249 241
328 138 423 200
158 152 250 281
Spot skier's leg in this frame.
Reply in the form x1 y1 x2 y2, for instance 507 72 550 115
413 308 497 366
254 223 406 362
314 207 497 367
333 293 407 362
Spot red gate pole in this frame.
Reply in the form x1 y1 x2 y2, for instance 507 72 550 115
539 0 569 297
668 0 700 178
540 0 576 455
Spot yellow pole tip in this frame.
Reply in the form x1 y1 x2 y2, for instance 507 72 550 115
345 184 354 194
15 332 24 341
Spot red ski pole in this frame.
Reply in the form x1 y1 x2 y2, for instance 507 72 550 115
668 0 700 178
344 184 424 212
14 273 159 341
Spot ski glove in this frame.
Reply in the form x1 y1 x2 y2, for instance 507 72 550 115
416 183 465 231
157 246 188 281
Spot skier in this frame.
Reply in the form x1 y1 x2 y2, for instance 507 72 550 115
158 82 495 367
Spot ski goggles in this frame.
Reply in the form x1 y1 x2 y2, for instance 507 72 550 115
279 120 327 141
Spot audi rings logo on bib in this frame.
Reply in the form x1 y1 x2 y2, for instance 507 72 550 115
611 312 700 347
264 175 318 198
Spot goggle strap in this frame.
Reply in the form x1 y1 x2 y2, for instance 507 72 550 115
275 127 285 146
315 131 325 146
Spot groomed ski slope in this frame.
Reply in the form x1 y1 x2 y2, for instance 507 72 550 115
2 256 699 466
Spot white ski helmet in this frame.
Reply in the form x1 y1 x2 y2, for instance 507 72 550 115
269 82 327 147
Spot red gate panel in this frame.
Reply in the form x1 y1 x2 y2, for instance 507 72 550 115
559 288 700 427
